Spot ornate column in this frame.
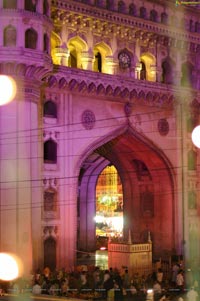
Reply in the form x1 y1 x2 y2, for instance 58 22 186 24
174 52 182 85
0 75 43 274
52 47 70 66
81 50 94 71
156 67 163 82
134 62 142 79
105 56 118 74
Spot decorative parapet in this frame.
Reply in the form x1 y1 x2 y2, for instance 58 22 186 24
44 65 200 108
108 242 152 253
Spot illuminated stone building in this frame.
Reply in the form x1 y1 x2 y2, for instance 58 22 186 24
0 0 200 273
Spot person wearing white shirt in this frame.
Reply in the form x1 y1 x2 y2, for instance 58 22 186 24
187 287 198 301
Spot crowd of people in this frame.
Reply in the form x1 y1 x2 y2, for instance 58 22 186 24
0 262 199 301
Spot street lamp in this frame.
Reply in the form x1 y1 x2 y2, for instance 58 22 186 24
0 75 16 105
0 253 21 281
191 125 200 148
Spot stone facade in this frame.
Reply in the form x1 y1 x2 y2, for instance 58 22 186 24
0 0 200 273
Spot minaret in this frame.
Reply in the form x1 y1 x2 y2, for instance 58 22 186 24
0 0 52 274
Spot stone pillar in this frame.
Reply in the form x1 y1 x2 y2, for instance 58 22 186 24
0 79 42 275
174 70 182 85
135 62 142 79
81 51 94 71
52 47 70 66
150 64 157 81
105 56 118 74
174 52 182 85
156 67 162 83
58 93 78 270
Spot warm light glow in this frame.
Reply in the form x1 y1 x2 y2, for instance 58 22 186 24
100 247 107 250
0 75 16 105
0 253 20 281
192 125 200 148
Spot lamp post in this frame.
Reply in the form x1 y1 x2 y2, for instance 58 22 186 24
191 125 200 148
0 75 16 105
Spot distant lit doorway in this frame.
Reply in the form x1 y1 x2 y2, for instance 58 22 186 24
95 165 123 240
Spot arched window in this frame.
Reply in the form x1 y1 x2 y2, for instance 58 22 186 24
118 1 126 13
106 0 114 10
181 62 194 87
3 26 16 47
94 52 102 72
44 190 57 212
188 150 197 171
43 0 49 16
161 12 168 24
44 237 56 271
150 9 158 22
162 58 174 84
133 159 151 180
25 29 37 49
129 3 136 15
43 33 49 53
180 18 186 29
188 191 197 209
140 190 154 217
25 0 36 12
3 0 17 8
69 50 77 68
96 0 104 7
195 21 200 33
140 7 146 18
44 101 57 118
189 20 194 32
140 61 146 80
44 140 57 164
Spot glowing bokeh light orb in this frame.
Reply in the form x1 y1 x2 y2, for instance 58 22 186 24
192 125 200 148
0 253 19 281
0 75 16 105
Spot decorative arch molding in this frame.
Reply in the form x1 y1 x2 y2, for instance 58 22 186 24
51 31 62 48
43 131 58 143
75 123 129 176
75 123 175 183
67 35 88 52
43 226 59 241
0 62 52 81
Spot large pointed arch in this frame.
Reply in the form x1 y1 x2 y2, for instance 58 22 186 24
76 125 177 258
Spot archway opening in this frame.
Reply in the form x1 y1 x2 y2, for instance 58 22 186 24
77 130 175 261
95 165 123 248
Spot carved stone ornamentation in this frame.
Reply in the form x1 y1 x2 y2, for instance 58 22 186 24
157 118 169 136
82 110 96 130
124 102 133 117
